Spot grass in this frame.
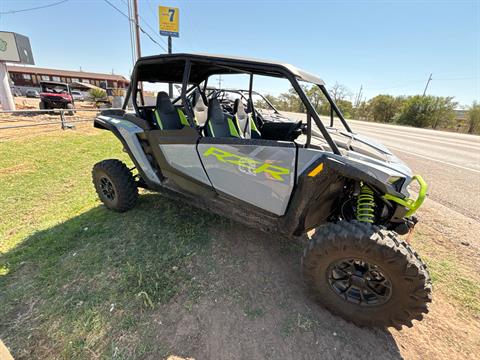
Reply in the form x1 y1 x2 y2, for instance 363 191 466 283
0 131 218 359
1 129 479 358
410 231 480 318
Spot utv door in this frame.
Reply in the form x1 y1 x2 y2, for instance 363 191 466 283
197 138 296 216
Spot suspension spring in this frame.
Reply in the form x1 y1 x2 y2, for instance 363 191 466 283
356 184 376 223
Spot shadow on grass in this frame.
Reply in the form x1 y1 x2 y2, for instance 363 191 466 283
0 193 402 359
0 193 218 359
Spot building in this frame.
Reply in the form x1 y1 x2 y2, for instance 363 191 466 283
7 64 130 90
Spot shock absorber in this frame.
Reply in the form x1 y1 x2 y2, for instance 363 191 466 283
356 184 376 223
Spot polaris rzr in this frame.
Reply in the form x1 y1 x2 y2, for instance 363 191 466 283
92 54 431 329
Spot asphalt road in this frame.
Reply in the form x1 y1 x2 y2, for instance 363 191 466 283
347 120 480 221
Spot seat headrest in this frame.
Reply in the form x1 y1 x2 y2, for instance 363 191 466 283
193 90 207 111
156 91 175 113
207 98 224 124
234 99 247 119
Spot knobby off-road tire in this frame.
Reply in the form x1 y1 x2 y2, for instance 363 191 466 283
302 221 432 329
92 159 138 212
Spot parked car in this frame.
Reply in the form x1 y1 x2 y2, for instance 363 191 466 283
11 88 22 97
71 90 85 102
26 89 40 98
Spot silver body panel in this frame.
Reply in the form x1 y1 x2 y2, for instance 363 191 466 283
198 143 296 215
159 144 211 185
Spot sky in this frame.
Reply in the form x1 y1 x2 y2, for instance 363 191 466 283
0 0 478 106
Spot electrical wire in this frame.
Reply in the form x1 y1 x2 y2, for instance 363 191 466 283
0 0 68 14
103 0 167 52
120 0 168 47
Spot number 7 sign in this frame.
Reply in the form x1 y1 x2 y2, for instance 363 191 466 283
159 6 179 37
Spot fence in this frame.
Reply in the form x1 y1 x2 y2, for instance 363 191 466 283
0 108 122 132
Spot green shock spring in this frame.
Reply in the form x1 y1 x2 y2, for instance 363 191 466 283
356 184 376 223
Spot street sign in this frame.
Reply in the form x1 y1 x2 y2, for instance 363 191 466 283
0 32 35 65
159 6 179 38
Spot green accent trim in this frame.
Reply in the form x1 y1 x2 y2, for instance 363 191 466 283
234 116 243 137
153 109 163 130
207 121 215 137
177 108 190 127
383 175 428 217
227 118 240 137
250 115 259 132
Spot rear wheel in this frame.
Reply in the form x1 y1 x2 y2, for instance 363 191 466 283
302 221 432 329
39 101 47 110
92 159 138 212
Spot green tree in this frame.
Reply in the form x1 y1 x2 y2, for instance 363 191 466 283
467 102 480 134
396 95 456 129
336 99 354 118
368 95 405 123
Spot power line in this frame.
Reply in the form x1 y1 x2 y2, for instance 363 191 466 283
0 0 68 14
103 0 167 52
121 0 168 47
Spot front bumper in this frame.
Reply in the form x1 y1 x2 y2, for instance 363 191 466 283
383 175 428 217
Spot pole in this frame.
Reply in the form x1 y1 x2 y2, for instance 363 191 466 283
422 73 432 96
132 0 141 60
0 62 15 111
168 35 173 98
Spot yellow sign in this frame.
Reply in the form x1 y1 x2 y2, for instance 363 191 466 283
159 6 179 37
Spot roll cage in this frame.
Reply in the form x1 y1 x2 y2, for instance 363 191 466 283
123 53 352 155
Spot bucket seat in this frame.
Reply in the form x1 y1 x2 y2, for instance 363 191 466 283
204 98 240 138
233 99 261 139
153 91 190 130
192 90 208 126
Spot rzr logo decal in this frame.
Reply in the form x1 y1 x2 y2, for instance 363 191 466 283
203 146 290 182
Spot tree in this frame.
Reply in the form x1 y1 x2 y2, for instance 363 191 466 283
467 102 480 134
396 95 456 129
329 82 352 103
368 95 405 123
336 99 354 118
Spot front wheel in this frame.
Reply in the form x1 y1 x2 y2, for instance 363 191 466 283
92 159 138 212
302 221 432 329
66 103 74 116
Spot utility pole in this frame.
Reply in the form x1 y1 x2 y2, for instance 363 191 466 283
132 0 141 60
132 0 143 96
422 73 433 96
168 36 173 97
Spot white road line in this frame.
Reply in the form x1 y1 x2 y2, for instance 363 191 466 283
389 146 480 174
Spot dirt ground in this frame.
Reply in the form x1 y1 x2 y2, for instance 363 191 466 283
126 197 479 360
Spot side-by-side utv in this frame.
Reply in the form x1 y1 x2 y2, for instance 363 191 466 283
39 81 75 115
92 54 431 329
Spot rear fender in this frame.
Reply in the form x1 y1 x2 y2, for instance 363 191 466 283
94 115 162 188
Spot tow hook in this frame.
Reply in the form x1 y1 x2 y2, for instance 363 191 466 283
394 216 418 236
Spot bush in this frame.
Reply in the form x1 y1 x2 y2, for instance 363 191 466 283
467 102 480 134
396 95 456 129
88 88 107 102
368 95 405 123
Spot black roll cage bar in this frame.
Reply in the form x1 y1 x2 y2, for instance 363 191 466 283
123 56 353 156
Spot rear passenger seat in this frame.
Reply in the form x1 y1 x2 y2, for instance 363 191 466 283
204 98 240 138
